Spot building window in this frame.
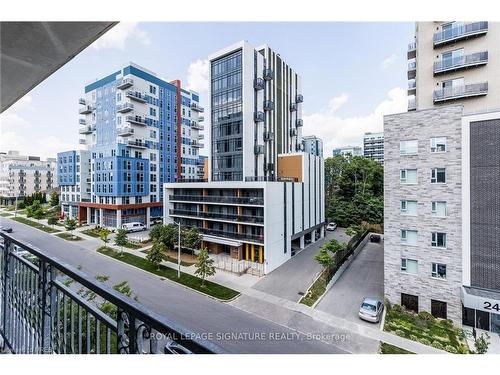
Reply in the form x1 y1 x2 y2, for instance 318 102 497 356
401 293 418 313
431 300 447 319
400 169 417 184
430 137 447 153
431 168 446 183
400 140 418 155
431 201 447 217
401 258 418 274
401 229 418 245
431 263 447 279
431 232 447 248
400 200 417 216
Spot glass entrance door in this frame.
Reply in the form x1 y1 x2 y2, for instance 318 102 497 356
476 310 490 330
491 313 500 334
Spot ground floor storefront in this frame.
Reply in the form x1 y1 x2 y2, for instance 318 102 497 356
78 202 162 229
461 286 500 334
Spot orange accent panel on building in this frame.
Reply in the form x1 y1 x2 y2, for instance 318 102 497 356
277 154 303 182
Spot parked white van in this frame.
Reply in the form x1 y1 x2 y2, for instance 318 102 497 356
122 222 147 233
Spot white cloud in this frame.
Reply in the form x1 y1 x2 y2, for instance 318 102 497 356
381 53 397 70
91 22 151 51
186 59 209 95
302 87 407 157
0 95 33 132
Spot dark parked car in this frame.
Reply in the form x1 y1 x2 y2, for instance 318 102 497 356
370 234 381 243
0 226 13 233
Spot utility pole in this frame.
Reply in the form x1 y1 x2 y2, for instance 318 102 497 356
175 221 181 278
14 196 18 218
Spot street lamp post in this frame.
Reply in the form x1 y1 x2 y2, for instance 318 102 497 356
174 221 181 278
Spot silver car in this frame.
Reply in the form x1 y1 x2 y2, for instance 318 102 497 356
358 297 384 323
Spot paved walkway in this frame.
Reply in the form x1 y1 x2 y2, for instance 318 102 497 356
252 228 350 302
316 239 384 327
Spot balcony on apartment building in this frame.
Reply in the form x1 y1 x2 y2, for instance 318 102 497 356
191 140 204 148
408 79 416 95
199 227 264 244
116 102 134 113
79 139 87 145
290 129 297 137
433 82 488 103
264 131 274 141
198 134 205 140
296 94 304 103
125 115 147 126
78 118 86 125
78 98 87 106
264 100 274 111
198 116 205 122
407 59 416 79
290 103 297 112
169 209 264 225
0 232 223 354
433 51 488 75
125 90 147 103
408 96 416 111
190 103 204 112
169 194 264 206
407 41 417 59
79 105 94 115
263 68 274 81
191 121 204 130
79 125 96 135
127 139 147 149
433 21 488 47
117 126 134 137
254 111 265 122
254 77 265 90
116 77 134 90
254 145 265 155
295 119 303 127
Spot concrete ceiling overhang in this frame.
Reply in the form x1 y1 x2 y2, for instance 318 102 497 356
1 21 117 113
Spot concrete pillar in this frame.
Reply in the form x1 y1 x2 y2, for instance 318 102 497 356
146 207 151 228
87 207 91 224
99 208 104 227
311 229 316 243
320 226 325 239
251 244 255 262
258 246 263 264
116 209 122 229
299 236 305 249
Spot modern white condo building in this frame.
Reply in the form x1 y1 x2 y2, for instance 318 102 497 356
302 135 323 157
164 41 325 275
332 145 362 157
0 150 57 206
386 21 500 333
363 132 384 163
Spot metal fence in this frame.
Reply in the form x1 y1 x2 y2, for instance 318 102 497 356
0 233 224 354
210 254 264 277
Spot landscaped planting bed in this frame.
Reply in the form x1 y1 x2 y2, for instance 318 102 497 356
56 232 83 241
12 217 59 233
81 228 102 238
384 303 469 354
380 342 414 354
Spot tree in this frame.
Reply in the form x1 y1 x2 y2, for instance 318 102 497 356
182 227 202 253
315 239 347 271
47 215 59 227
149 224 178 250
115 229 128 257
474 333 490 354
65 217 77 237
194 248 215 287
28 200 45 221
49 191 59 207
315 247 334 270
146 239 166 270
99 228 111 248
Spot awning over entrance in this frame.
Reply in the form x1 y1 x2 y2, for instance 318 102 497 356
202 235 242 248
461 286 500 313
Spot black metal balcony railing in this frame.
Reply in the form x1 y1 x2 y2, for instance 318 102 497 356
263 131 274 141
295 119 303 127
290 103 297 112
296 94 303 103
190 103 204 113
170 209 264 224
253 78 265 90
169 194 264 206
176 178 208 183
263 100 274 111
199 228 264 244
263 68 273 81
0 233 223 354
433 22 488 47
433 51 488 75
125 91 147 103
433 82 488 103
254 111 265 122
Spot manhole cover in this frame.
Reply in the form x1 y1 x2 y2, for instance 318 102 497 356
297 291 305 296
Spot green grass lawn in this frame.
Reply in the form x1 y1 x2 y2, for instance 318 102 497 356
140 249 194 267
97 246 239 301
123 241 143 250
299 273 327 307
81 228 101 238
56 232 83 241
12 217 59 233
384 304 469 354
380 342 414 354
0 212 13 217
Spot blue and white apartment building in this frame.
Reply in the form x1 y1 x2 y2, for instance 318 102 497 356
58 63 204 228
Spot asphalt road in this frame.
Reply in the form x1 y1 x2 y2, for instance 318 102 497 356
252 228 351 302
0 216 347 354
316 239 384 327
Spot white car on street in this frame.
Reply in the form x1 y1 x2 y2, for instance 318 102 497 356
326 222 337 231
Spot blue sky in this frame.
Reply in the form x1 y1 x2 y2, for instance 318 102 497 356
0 22 414 158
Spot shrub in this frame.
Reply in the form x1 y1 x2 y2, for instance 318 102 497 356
409 334 418 342
395 329 406 338
418 311 435 321
431 341 444 350
392 304 403 313
440 319 454 328
384 298 392 311
419 337 431 346
445 345 458 354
